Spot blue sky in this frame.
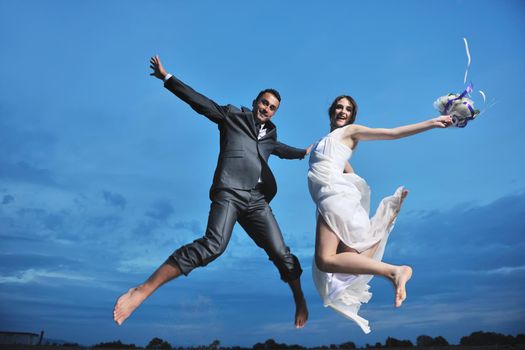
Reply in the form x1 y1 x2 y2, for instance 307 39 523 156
0 0 524 347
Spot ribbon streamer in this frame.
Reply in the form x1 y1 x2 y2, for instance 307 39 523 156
463 37 471 84
443 83 474 115
479 90 486 103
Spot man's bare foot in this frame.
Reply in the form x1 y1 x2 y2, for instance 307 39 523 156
392 266 413 308
113 286 148 325
294 297 309 328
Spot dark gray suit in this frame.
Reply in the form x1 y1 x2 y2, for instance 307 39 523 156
165 75 305 282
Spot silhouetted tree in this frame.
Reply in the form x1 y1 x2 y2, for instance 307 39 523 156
433 336 449 346
209 340 221 350
460 331 515 346
339 341 356 349
253 339 282 349
287 344 305 349
384 337 413 348
93 340 139 348
147 337 173 349
252 339 305 350
329 344 337 349
416 336 433 347
416 335 448 347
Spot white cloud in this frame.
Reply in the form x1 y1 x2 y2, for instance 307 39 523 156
448 265 525 276
368 298 525 331
486 265 525 275
116 255 166 274
0 268 93 284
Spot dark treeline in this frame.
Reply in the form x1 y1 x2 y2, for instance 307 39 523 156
84 331 525 349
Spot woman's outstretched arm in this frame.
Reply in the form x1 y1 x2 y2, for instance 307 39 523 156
343 115 452 146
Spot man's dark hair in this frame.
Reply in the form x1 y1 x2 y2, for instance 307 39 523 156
328 95 358 127
255 88 281 103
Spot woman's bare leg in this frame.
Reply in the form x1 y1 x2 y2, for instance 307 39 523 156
315 215 412 307
361 189 409 259
386 189 409 228
113 259 181 325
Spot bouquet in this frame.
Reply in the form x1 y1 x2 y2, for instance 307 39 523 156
433 83 480 128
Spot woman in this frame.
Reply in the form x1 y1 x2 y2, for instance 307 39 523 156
308 95 452 333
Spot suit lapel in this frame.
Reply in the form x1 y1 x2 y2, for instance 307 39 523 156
241 106 259 138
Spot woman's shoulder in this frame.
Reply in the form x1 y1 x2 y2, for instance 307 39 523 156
335 124 366 150
336 123 363 136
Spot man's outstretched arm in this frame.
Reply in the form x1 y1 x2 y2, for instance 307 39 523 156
272 141 312 160
150 55 228 123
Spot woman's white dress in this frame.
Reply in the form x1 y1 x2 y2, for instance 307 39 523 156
307 127 404 334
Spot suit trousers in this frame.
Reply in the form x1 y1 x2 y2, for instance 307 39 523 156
169 187 302 282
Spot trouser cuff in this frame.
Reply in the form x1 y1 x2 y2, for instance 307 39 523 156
168 254 190 276
278 254 303 283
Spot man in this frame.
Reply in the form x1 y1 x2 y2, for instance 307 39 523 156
113 56 310 328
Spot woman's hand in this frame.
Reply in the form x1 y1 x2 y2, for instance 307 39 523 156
433 115 453 128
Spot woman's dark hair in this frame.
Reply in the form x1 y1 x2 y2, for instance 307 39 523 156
328 95 358 129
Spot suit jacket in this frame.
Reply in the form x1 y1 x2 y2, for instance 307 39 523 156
164 75 306 202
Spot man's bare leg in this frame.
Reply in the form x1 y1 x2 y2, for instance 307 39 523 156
113 259 181 325
288 278 308 328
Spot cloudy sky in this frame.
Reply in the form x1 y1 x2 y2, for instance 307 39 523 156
1 0 524 347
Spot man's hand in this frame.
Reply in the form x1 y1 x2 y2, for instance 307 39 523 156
305 144 313 156
150 55 168 80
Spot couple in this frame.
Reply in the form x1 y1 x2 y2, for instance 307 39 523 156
113 56 452 332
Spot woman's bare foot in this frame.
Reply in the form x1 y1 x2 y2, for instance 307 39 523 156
113 286 148 325
392 266 413 308
400 189 409 202
294 297 309 328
